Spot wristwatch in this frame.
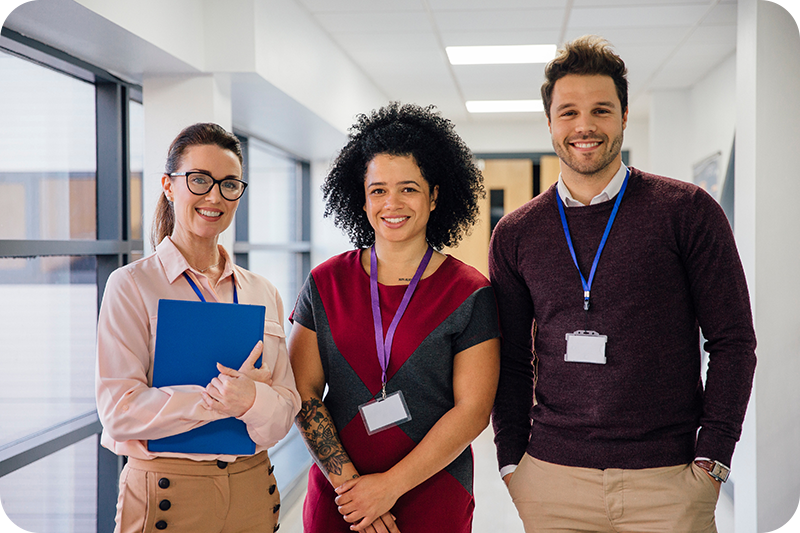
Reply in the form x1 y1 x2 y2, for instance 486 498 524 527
694 459 730 483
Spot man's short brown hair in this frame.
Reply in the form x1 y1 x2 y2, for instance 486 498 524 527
541 35 628 120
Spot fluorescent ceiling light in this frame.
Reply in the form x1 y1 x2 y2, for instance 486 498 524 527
447 44 557 65
466 100 544 113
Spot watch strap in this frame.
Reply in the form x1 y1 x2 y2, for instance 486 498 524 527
694 459 730 483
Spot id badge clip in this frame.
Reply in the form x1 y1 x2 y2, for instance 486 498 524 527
358 387 412 436
565 330 607 364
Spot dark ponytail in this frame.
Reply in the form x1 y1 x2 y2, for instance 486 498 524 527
150 123 243 248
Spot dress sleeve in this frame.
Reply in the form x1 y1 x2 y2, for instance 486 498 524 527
451 285 501 354
95 268 223 443
288 272 317 331
238 289 302 448
488 218 536 472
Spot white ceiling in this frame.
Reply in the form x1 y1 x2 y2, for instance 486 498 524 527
295 0 738 123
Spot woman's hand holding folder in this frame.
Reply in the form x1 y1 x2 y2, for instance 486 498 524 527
201 340 273 417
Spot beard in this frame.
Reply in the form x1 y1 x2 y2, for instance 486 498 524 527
553 130 624 178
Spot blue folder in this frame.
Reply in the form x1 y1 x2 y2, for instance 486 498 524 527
147 298 266 455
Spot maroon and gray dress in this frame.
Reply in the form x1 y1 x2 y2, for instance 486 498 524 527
290 250 499 533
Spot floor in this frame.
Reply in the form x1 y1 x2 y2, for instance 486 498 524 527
278 427 735 533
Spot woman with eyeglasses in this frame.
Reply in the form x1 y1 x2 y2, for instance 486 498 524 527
288 103 500 533
96 122 300 533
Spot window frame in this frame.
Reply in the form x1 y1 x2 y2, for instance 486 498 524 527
0 28 143 533
232 134 313 509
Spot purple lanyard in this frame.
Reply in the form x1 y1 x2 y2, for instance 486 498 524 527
370 245 433 396
182 272 238 304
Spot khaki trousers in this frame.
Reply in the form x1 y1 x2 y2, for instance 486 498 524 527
115 451 280 533
508 454 719 533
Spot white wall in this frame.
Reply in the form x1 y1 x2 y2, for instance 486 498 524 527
142 74 234 254
690 53 736 189
649 53 736 187
649 89 693 182
5 0 384 161
736 1 800 531
622 117 650 170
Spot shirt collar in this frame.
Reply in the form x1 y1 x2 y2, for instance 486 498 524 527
557 163 629 207
156 236 240 289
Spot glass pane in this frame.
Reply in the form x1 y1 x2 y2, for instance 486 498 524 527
249 251 299 331
129 100 144 241
247 138 297 244
0 49 97 240
0 256 97 445
0 435 97 533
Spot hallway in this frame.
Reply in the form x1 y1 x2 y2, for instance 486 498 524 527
276 427 734 533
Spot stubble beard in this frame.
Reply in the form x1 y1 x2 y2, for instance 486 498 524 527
554 131 624 179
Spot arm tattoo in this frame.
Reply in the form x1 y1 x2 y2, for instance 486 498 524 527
296 397 353 477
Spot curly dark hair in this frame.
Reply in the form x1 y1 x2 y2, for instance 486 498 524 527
322 102 484 249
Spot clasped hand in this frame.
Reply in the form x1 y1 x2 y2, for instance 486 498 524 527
201 340 273 418
334 473 402 532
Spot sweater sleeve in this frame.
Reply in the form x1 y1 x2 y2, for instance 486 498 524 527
488 215 536 472
680 188 757 466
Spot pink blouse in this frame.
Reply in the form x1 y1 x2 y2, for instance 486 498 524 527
95 237 301 461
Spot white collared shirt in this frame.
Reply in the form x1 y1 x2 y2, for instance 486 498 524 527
557 163 629 207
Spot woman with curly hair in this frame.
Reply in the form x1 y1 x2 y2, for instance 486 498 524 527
288 103 500 533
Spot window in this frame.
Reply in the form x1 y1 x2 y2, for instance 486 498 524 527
0 30 143 532
233 135 312 505
0 436 97 532
235 136 311 329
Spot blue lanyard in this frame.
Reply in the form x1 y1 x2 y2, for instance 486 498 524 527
182 272 238 304
555 168 630 311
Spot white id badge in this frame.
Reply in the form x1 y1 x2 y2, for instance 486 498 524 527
358 390 412 436
565 330 607 364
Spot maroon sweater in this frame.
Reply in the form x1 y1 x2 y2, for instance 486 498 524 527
489 168 756 471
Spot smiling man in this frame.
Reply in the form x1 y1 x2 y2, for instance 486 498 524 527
489 35 757 532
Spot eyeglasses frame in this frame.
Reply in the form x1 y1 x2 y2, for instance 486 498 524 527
168 171 248 201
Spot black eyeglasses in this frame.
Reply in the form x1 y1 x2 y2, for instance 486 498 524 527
169 172 248 201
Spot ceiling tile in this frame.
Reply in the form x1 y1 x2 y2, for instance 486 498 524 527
333 32 441 54
430 0 565 9
298 0 422 13
565 26 688 46
574 0 710 5
454 66 544 101
433 8 565 31
313 11 432 33
293 0 745 127
568 5 709 28
440 30 561 47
